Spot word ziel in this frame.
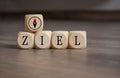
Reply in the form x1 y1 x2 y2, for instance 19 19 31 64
17 31 87 49
17 14 87 49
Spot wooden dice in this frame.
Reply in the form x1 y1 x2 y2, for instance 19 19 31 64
17 14 87 49
69 31 87 48
25 14 43 32
52 31 68 49
17 31 87 49
17 32 34 49
35 31 52 49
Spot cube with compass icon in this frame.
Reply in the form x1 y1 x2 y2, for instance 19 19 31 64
25 14 43 32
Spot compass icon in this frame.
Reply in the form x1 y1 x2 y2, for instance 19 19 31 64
28 16 42 30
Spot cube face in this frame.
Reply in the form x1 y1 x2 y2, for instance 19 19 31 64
25 14 43 32
35 31 52 49
69 31 87 48
17 32 34 49
52 31 68 49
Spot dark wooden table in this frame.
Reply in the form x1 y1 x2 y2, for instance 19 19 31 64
0 16 120 78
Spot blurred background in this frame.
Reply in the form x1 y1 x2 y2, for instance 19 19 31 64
1 0 120 20
1 1 120 78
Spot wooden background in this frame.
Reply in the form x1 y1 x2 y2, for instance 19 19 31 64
0 15 120 78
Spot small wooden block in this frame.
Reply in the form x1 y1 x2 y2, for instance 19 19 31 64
35 31 52 49
52 31 68 49
25 14 43 32
69 31 87 48
17 32 34 49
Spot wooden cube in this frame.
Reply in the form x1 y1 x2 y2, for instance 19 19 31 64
69 31 87 48
35 31 52 49
17 32 34 49
25 14 43 32
52 31 68 49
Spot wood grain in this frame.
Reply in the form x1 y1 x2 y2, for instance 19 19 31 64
0 17 120 78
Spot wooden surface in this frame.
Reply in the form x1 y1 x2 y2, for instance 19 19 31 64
0 17 120 78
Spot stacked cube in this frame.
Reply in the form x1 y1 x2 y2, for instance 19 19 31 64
17 14 87 49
